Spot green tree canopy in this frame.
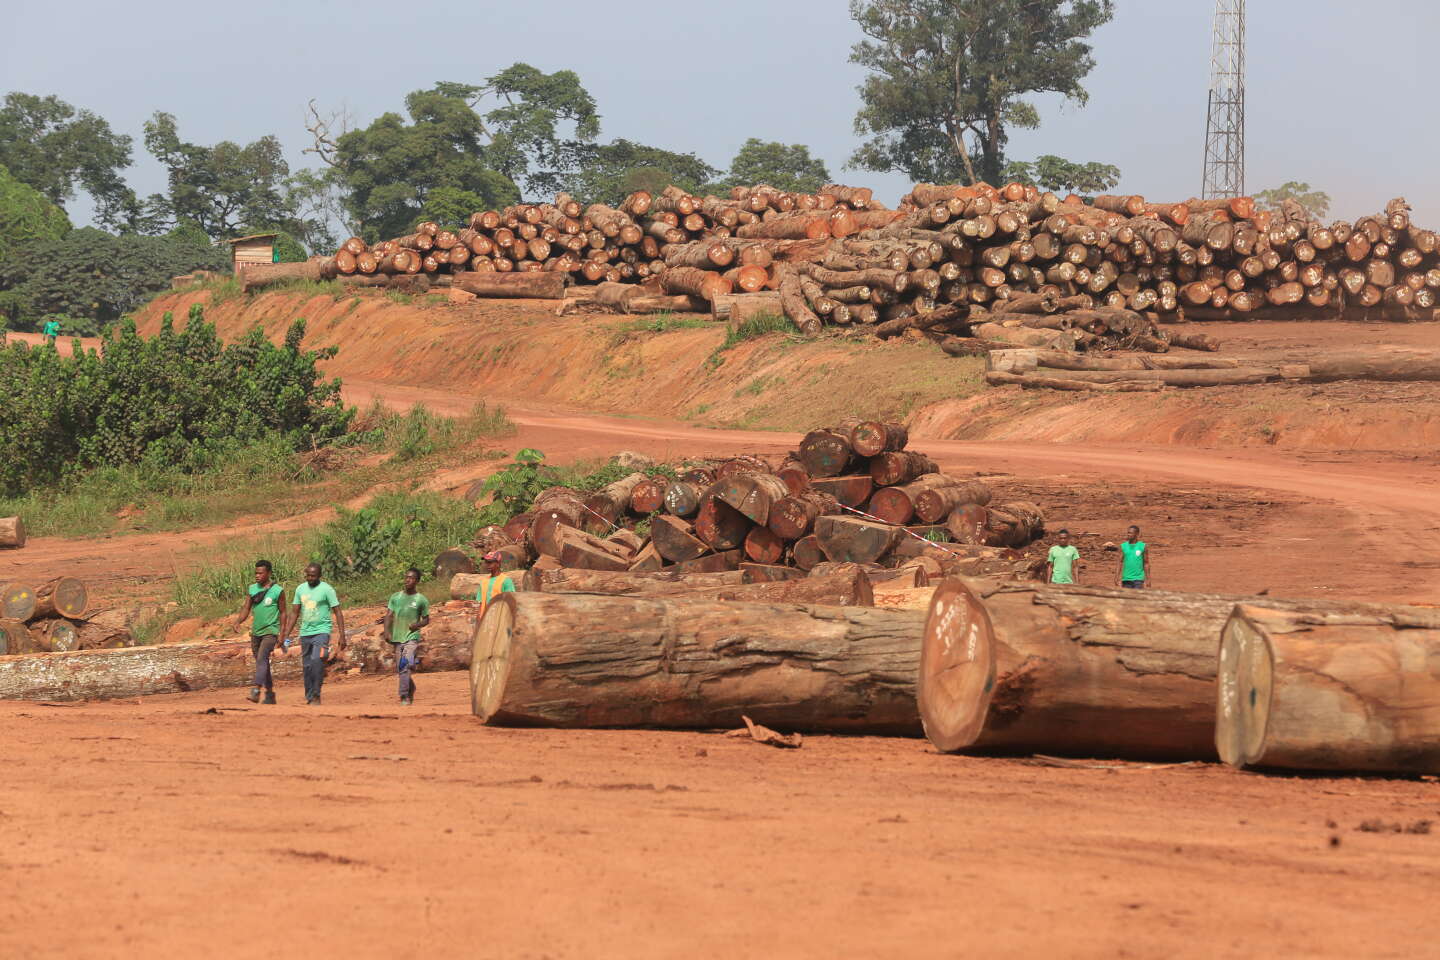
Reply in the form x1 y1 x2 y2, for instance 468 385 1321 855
0 162 72 263
1255 181 1331 221
1001 155 1120 195
719 139 830 193
0 92 135 229
848 0 1114 185
555 139 719 205
142 112 295 239
0 227 228 332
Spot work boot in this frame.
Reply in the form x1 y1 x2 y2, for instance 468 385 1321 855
246 687 261 703
308 695 321 705
400 696 412 706
263 691 276 705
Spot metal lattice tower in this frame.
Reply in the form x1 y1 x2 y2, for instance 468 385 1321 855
1201 0 1246 199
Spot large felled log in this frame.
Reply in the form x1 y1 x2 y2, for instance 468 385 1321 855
451 572 525 601
522 567 743 595
768 491 841 539
713 472 791 525
920 578 1303 759
557 528 633 572
1216 603 1440 773
662 481 703 518
983 501 1044 548
660 266 731 302
28 618 80 653
693 491 752 550
797 429 854 478
0 516 25 548
1 619 32 655
776 268 822 335
0 638 305 700
31 577 89 622
868 474 963 526
470 594 923 732
808 475 874 508
2 582 36 621
239 259 334 293
914 481 992 524
869 451 939 487
528 566 870 607
433 548 477 583
814 515 902 564
650 515 710 563
1288 349 1440 383
837 418 908 457
529 488 588 558
711 292 783 324
582 472 648 532
453 271 566 299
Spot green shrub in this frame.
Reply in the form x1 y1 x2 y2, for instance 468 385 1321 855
0 303 351 494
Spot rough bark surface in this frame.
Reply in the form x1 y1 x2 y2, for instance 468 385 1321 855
470 594 923 732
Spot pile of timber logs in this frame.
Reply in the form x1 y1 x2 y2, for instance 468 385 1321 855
0 515 23 549
242 181 1440 332
985 346 1440 390
445 420 1047 592
0 576 132 655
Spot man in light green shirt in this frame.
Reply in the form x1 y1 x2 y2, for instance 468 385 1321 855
286 563 344 705
1046 530 1081 585
383 567 430 706
1118 525 1151 589
42 318 61 342
234 559 288 704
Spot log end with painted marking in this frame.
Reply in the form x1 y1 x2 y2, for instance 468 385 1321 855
471 597 517 723
919 578 997 753
1215 606 1274 768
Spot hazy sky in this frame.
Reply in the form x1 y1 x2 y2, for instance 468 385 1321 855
4 0 1437 228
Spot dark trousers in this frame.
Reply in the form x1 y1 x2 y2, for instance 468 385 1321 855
1122 580 1145 589
395 640 419 698
250 634 279 689
300 634 330 700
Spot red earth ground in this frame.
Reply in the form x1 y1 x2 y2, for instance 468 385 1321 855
1 309 1438 958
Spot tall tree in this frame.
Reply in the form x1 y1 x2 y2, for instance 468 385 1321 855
1255 181 1331 221
142 113 295 239
554 139 718 205
848 0 1115 185
0 92 135 229
721 139 830 193
0 163 72 264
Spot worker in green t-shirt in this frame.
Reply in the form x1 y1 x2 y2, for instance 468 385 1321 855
1046 530 1081 585
42 317 61 342
382 567 431 706
285 563 344 705
235 559 289 704
1118 525 1151 589
474 551 515 623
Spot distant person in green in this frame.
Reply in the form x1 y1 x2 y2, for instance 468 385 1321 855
1118 525 1151 589
474 551 515 624
285 563 344 705
41 317 61 343
1046 530 1081 585
382 567 430 706
235 559 289 704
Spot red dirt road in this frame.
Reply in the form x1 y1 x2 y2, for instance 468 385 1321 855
3 671 1438 960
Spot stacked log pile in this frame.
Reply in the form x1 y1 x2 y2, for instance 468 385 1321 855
234 181 1440 332
0 576 134 655
448 420 1047 595
985 346 1440 390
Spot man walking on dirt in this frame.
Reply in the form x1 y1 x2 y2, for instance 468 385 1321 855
382 567 430 706
235 559 288 704
286 563 344 705
1118 525 1151 589
1046 530 1081 585
42 317 61 344
474 551 515 623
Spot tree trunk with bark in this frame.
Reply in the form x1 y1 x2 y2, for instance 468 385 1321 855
711 292 783 324
470 594 924 732
32 578 90 622
0 516 25 549
1216 603 1440 773
814 515 901 564
453 271 566 299
920 578 1307 759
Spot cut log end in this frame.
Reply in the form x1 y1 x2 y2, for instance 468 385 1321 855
918 579 997 752
470 598 517 723
1215 608 1274 768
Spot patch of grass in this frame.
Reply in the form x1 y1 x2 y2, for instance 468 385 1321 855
262 277 348 299
385 290 415 305
706 312 796 369
204 276 244 304
1 401 516 539
737 374 779 397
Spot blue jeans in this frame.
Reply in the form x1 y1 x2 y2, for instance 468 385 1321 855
394 640 419 699
1121 580 1145 589
299 634 330 701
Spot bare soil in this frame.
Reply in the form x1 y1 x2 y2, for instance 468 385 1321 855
3 300 1439 957
2 672 1437 960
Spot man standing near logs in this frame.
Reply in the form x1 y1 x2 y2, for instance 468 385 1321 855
1046 530 1081 585
475 551 516 632
382 567 430 706
286 563 344 705
235 560 288 705
1118 525 1151 589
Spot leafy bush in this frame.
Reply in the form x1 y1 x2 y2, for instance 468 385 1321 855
0 162 70 264
474 448 673 524
0 303 351 494
0 226 229 330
